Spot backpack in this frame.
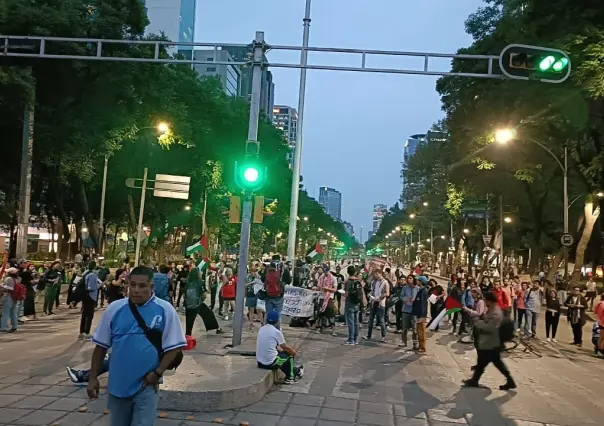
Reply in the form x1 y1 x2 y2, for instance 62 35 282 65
346 279 363 305
74 272 90 301
10 279 26 301
185 285 200 310
281 267 292 285
499 317 515 343
153 273 170 301
264 271 282 298
97 267 109 282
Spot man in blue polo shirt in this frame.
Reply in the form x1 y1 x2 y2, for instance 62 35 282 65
87 266 186 426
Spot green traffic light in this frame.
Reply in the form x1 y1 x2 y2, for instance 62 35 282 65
539 55 556 71
552 57 569 71
243 167 259 183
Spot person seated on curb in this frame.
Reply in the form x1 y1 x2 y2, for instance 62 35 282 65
256 311 304 384
66 354 110 384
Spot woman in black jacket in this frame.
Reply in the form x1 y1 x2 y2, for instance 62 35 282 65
545 289 561 342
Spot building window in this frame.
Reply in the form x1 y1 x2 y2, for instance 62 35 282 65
207 67 217 72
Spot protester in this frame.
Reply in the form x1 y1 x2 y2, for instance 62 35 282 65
363 269 389 342
220 268 237 320
1 267 21 332
313 264 337 336
545 289 561 342
79 261 101 340
152 264 173 303
565 286 587 347
585 274 597 311
20 260 38 320
344 265 363 345
256 311 304 384
399 275 418 349
184 267 223 336
87 266 186 425
463 291 516 390
515 282 528 333
524 281 542 339
412 276 429 354
264 262 285 329
42 261 62 315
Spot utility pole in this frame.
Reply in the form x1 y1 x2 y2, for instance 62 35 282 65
287 0 312 261
499 194 504 283
134 168 148 266
563 146 569 280
232 31 264 347
16 72 34 259
98 155 108 254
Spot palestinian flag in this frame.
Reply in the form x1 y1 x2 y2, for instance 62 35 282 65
428 296 463 331
186 234 208 256
197 256 210 271
307 242 323 260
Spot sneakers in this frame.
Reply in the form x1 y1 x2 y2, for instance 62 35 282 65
215 328 224 335
552 338 557 343
78 333 87 340
546 338 551 342
399 342 408 348
499 379 517 391
462 379 479 388
345 341 355 345
380 337 387 343
66 367 85 384
295 365 304 380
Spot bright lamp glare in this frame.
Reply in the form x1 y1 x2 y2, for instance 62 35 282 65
157 122 170 134
243 167 259 182
495 128 515 144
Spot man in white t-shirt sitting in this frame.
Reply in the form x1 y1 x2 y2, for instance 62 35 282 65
256 311 304 384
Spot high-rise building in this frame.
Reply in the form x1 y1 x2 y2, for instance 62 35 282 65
401 133 426 208
343 221 354 239
318 187 342 221
272 106 298 166
372 204 388 232
223 46 275 122
368 230 374 241
144 0 197 59
193 50 240 97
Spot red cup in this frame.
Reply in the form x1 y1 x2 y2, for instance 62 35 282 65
185 335 197 350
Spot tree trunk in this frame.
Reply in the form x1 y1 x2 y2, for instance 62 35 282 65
572 200 600 282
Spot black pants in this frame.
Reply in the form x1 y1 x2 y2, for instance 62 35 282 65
428 303 443 331
395 302 403 331
471 348 512 383
516 309 526 329
571 321 583 344
176 285 186 307
55 286 61 308
79 296 96 334
452 311 461 332
210 286 218 310
185 303 220 335
545 311 559 338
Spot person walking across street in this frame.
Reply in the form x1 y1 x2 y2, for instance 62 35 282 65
184 267 223 336
344 265 363 345
463 292 516 390
79 261 101 340
399 275 418 349
565 286 587 347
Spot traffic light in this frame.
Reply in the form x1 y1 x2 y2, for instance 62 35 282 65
234 160 267 192
499 44 571 83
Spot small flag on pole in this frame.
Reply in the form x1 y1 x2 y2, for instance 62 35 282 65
428 297 463 331
186 234 208 256
307 242 323 260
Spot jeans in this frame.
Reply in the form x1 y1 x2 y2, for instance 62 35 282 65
1 296 18 331
524 310 538 337
400 312 417 347
79 356 111 382
344 304 360 343
367 304 386 339
545 311 559 339
107 386 159 426
516 309 526 330
265 298 283 329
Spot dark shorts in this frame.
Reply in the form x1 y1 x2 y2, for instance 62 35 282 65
246 297 257 308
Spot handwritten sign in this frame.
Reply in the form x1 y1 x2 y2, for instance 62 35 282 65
282 286 318 317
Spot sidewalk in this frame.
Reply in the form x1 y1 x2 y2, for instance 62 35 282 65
0 301 309 418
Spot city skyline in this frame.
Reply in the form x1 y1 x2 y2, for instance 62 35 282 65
318 187 342 222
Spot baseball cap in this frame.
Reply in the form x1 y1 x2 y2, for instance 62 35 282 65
267 311 280 324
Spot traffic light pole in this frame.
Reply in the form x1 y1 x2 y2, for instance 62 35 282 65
287 0 312 262
232 31 265 347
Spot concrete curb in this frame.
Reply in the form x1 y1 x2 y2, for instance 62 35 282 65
158 330 309 412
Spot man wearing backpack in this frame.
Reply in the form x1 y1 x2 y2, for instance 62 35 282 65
80 261 101 340
264 262 285 329
344 265 363 345
463 292 516 390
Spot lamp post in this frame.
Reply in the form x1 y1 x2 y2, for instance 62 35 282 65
496 129 568 276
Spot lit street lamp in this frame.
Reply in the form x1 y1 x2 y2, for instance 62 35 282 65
504 216 512 224
409 213 416 219
423 201 429 207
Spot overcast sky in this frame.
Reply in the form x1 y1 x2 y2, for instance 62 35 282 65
196 0 483 242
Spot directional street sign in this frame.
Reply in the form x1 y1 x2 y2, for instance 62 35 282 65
561 233 574 247
153 174 190 200
482 235 492 246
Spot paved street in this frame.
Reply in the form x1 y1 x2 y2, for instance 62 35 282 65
2 299 604 426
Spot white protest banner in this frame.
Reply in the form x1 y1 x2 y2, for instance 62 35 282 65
282 285 317 317
253 282 266 312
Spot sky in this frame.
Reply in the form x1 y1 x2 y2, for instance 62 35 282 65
196 0 483 243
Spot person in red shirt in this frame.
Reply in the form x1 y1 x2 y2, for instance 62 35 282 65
220 268 237 320
492 282 511 316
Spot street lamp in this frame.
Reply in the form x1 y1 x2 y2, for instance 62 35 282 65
598 192 604 198
303 216 309 221
495 128 516 144
184 205 191 211
395 226 401 231
409 213 416 219
440 235 446 239
157 122 170 134
504 217 512 223
463 228 470 234
423 201 429 207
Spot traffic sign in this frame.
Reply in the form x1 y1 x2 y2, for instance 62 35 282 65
482 235 492 246
561 233 574 247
